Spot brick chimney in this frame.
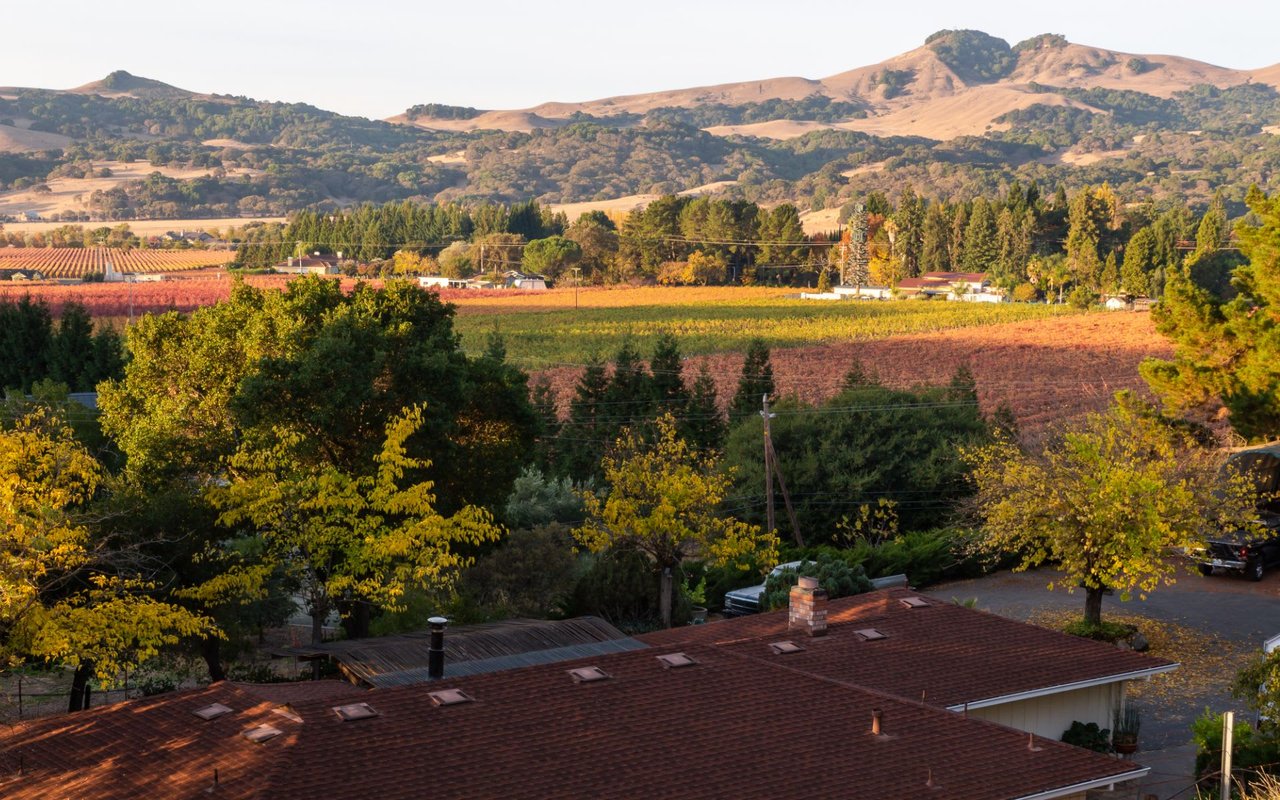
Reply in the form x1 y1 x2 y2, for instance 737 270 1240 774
788 576 828 637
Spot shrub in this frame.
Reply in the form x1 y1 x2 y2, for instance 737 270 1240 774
458 524 580 619
1011 282 1039 302
566 547 691 632
760 553 872 611
1061 721 1111 752
1068 285 1094 309
503 467 583 529
1061 619 1135 642
1192 709 1280 789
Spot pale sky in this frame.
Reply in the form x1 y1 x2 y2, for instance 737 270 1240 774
3 0 1279 120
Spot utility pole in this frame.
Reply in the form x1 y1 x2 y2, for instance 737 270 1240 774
761 394 805 547
1221 711 1234 800
762 393 776 537
571 266 581 309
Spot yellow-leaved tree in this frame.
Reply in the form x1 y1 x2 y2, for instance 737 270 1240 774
965 392 1263 627
209 405 501 645
0 408 212 710
574 414 778 628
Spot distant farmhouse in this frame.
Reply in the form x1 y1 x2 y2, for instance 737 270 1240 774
163 229 215 244
0 585 1174 799
0 268 46 281
273 254 340 275
417 270 548 291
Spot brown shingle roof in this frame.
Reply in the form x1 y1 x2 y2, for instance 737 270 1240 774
638 589 1175 709
0 683 294 800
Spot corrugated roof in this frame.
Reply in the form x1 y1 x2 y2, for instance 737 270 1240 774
277 616 637 687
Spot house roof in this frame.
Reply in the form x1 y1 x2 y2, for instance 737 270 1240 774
0 642 1145 800
922 271 988 283
637 588 1176 710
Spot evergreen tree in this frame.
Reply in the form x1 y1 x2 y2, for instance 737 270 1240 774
1065 190 1102 290
1121 226 1156 296
948 203 969 271
920 203 951 274
649 332 689 412
1099 251 1120 294
685 364 726 453
729 338 775 425
961 198 999 273
529 376 562 472
605 340 653 433
0 296 53 392
563 356 610 479
893 186 926 278
48 302 96 391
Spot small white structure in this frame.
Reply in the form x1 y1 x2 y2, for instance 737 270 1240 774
504 270 548 290
835 285 893 300
418 275 469 290
275 255 339 275
800 291 842 301
949 290 1005 303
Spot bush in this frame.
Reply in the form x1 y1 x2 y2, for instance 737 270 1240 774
457 524 580 619
1061 619 1135 642
760 553 872 611
503 467 583 529
1061 721 1111 753
1192 709 1280 788
1011 282 1039 302
565 547 691 633
1068 285 1094 309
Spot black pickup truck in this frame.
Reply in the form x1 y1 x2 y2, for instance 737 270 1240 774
1195 444 1280 581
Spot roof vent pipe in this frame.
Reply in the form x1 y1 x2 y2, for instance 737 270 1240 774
871 708 882 736
428 616 448 680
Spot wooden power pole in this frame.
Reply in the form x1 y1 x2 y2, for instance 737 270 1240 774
761 394 805 547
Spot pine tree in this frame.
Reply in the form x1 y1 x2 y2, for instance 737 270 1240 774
1065 190 1102 290
729 339 776 425
685 365 726 453
948 203 969 271
48 302 96 391
605 340 653 432
563 356 610 479
893 186 926 277
1100 252 1120 294
529 376 562 472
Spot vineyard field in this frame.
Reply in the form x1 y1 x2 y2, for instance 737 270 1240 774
451 292 1072 366
535 311 1175 439
0 247 235 279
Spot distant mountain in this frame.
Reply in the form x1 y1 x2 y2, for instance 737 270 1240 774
2 32 1280 220
393 30 1280 140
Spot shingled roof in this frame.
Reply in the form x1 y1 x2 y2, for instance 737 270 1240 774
639 588 1177 710
1 642 1146 800
1 590 1176 799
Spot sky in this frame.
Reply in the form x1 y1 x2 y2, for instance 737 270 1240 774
3 0 1279 120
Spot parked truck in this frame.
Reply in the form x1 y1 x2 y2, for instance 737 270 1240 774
1195 443 1280 581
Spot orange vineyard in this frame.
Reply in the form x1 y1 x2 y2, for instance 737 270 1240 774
0 247 235 278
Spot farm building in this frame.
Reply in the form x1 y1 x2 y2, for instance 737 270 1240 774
504 269 548 290
417 275 468 290
0 268 46 281
0 587 1173 799
273 255 339 275
834 284 893 299
895 271 1000 301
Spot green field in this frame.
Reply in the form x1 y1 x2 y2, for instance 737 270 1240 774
453 297 1073 367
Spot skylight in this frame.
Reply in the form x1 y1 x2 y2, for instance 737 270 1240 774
429 689 474 707
854 628 888 641
769 641 805 654
193 703 233 720
333 702 379 721
656 652 698 669
568 666 610 683
242 724 283 744
900 597 930 608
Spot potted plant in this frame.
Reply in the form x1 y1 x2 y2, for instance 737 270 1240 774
1112 706 1141 755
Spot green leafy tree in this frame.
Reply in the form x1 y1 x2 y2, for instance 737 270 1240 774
574 415 778 628
0 407 211 707
521 235 582 281
1121 226 1156 296
210 406 502 644
961 198 999 273
1142 188 1280 440
964 393 1262 626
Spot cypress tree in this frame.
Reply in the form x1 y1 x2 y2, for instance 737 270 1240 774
564 356 610 479
48 302 95 391
605 340 653 433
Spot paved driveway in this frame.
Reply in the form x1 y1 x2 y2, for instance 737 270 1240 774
932 567 1280 798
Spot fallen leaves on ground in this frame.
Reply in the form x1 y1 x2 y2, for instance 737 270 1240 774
1027 608 1252 706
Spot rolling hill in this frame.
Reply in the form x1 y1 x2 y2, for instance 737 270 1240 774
2 31 1280 219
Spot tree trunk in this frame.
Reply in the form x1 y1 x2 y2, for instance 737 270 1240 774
1084 586 1105 627
202 635 226 683
68 662 93 713
659 567 673 629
